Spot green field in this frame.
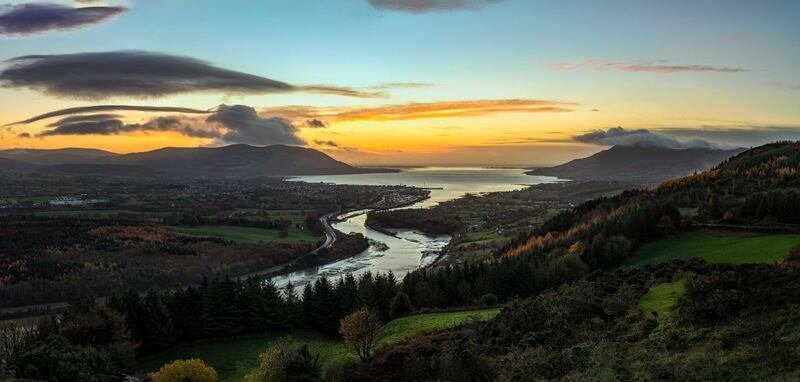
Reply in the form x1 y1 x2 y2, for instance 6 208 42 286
136 332 348 382
377 308 500 348
639 280 686 321
135 308 500 381
625 230 800 266
173 225 320 244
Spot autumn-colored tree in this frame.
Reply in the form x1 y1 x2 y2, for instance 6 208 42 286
150 358 218 382
244 344 288 382
339 308 382 362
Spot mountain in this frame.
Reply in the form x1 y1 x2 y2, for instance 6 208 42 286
105 144 391 177
0 148 119 165
528 144 744 184
0 158 39 173
40 164 160 177
0 144 392 177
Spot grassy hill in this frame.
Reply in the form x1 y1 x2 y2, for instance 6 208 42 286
626 230 800 266
135 308 500 381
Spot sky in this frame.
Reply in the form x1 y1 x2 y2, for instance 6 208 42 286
0 0 798 165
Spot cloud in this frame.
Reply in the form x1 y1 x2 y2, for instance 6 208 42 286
305 119 328 128
368 0 501 13
0 3 125 36
35 114 220 138
206 104 305 146
7 104 214 126
47 113 121 126
0 51 384 100
314 139 338 147
17 132 30 138
259 99 577 123
546 60 745 73
573 127 724 149
367 82 437 89
654 126 800 148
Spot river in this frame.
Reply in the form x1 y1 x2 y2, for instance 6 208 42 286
271 167 561 289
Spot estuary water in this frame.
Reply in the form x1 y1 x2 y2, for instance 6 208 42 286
271 167 561 288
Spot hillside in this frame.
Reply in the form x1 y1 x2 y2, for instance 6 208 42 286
107 144 387 177
353 142 800 381
0 144 392 177
528 144 744 184
0 148 118 165
40 163 161 177
0 157 39 173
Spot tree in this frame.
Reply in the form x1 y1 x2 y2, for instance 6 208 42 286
389 292 412 319
17 335 115 382
339 308 382 362
150 358 218 382
245 345 288 382
245 344 322 382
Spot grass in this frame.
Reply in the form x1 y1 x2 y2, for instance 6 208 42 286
639 280 686 321
173 225 320 244
377 308 501 348
625 230 800 266
135 308 501 381
135 332 348 382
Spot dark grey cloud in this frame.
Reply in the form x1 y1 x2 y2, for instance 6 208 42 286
368 0 501 13
305 119 328 128
314 139 338 147
574 127 723 149
0 3 125 36
0 51 384 100
654 126 800 148
17 132 31 138
207 104 305 146
8 105 214 126
47 113 121 126
36 114 220 138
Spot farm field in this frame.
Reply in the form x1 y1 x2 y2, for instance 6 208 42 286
625 230 800 266
135 308 500 381
173 225 320 244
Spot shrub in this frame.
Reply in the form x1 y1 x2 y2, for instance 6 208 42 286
389 292 412 319
480 294 498 307
244 344 321 382
17 335 115 382
150 358 218 382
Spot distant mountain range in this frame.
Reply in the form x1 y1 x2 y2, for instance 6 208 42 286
0 144 393 177
528 145 745 184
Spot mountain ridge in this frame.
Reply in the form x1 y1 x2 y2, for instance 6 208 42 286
0 144 395 177
528 144 745 184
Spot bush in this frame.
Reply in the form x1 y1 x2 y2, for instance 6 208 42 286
389 292 412 319
480 294 498 307
245 344 321 382
17 335 115 382
150 358 218 382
